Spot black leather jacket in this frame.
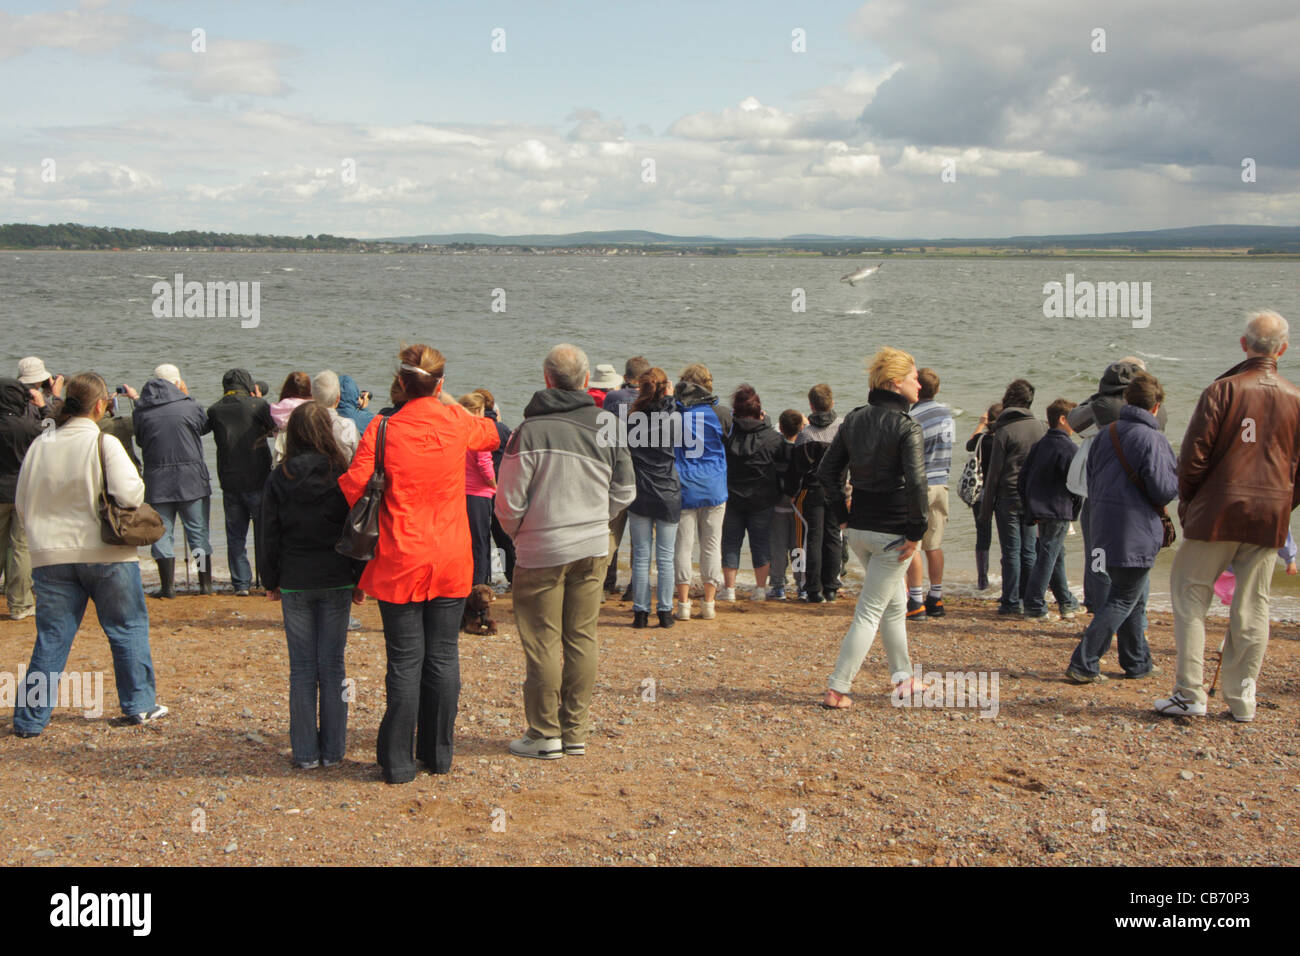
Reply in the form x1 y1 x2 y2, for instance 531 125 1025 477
817 388 927 541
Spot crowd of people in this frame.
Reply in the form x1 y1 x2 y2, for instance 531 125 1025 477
4 308 1298 780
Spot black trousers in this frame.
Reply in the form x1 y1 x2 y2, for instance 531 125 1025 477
801 495 844 597
375 597 465 783
490 511 516 583
467 495 494 586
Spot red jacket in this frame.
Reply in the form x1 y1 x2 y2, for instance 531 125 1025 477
339 396 499 602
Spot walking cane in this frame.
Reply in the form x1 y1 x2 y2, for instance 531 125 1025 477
1208 627 1229 696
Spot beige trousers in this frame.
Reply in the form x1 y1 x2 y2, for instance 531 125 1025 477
1170 538 1275 719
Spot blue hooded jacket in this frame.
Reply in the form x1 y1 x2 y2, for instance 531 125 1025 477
337 374 376 435
133 378 211 504
674 382 730 510
1085 405 1178 568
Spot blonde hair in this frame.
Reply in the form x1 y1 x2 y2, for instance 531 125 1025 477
458 391 486 415
867 347 916 390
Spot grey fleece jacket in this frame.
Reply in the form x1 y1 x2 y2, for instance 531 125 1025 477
495 387 635 569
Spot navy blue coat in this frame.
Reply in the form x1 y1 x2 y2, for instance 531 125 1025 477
1085 405 1178 568
133 379 211 504
1019 427 1082 521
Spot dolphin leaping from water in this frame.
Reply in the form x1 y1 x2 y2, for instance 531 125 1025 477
840 262 883 286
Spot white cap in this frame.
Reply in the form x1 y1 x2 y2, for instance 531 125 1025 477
17 357 49 385
153 363 181 384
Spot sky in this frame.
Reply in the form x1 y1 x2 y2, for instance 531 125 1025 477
2 0 1298 239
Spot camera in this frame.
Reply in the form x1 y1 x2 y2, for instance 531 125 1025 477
115 385 129 395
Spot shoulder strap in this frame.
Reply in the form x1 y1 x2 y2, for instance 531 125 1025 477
1108 422 1161 515
97 431 113 508
373 416 389 477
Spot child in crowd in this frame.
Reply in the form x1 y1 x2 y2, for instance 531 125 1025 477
1019 398 1083 620
769 409 806 599
459 391 497 586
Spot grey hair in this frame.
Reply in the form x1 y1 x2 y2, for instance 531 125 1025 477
1117 355 1147 370
1244 309 1290 356
543 344 590 391
312 369 341 409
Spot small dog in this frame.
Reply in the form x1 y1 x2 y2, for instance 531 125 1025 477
461 584 498 635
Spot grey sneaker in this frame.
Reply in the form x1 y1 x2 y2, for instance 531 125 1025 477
509 735 563 760
717 587 736 602
348 616 362 631
8 606 35 621
563 741 586 756
296 759 321 770
131 704 169 726
1065 668 1108 684
699 600 716 620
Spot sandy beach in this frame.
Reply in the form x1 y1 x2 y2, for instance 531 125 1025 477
1 586 1296 867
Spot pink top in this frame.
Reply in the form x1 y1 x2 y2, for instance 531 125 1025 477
465 449 496 498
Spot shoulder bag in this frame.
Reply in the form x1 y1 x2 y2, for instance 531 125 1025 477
98 433 165 546
336 416 389 561
1108 422 1176 548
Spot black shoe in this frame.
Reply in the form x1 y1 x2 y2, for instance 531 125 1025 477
622 585 633 602
12 729 40 738
632 610 649 629
906 598 927 620
657 610 675 629
152 558 175 599
824 590 839 602
997 604 1023 616
925 596 945 618
198 565 214 595
804 592 825 604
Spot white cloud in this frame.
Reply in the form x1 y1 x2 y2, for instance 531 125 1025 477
153 39 293 99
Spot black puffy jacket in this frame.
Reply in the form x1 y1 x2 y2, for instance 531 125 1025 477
725 415 784 511
818 388 927 541
260 451 363 591
0 378 42 504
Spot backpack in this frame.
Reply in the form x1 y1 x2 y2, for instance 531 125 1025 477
1066 435 1092 498
957 434 985 507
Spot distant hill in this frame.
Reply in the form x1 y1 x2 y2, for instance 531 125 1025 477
0 223 365 251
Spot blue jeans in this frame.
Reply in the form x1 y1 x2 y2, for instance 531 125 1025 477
375 596 464 782
994 498 1037 611
280 588 352 764
151 497 212 562
1068 565 1153 677
721 500 774 569
13 562 155 734
1024 519 1079 615
629 513 678 613
222 489 262 590
1080 500 1109 612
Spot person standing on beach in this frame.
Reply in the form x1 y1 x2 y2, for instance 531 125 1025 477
206 369 274 596
719 385 783 602
905 369 953 619
1019 399 1082 621
672 363 729 620
1159 310 1300 721
769 409 805 600
12 373 168 736
0 377 42 620
458 391 497 587
337 374 376 438
495 344 634 759
819 347 928 709
474 387 515 587
978 379 1046 615
964 402 1001 590
17 357 63 420
262 403 364 769
600 357 650 597
133 363 212 598
339 345 499 783
269 372 313 468
312 371 359 463
1066 373 1176 684
625 368 682 629
787 384 844 604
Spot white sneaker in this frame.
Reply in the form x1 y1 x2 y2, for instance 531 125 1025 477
674 601 691 621
718 587 736 602
509 735 563 760
750 587 767 602
9 606 35 621
700 600 716 620
131 704 169 726
1154 692 1207 717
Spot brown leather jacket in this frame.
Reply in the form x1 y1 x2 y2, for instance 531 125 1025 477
1177 356 1300 546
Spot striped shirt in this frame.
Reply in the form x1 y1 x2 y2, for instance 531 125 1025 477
910 400 954 486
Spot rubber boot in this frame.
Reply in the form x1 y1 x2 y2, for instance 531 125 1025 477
153 558 175 599
198 564 214 595
976 550 990 591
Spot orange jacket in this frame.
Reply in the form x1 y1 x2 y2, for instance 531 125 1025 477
339 396 499 603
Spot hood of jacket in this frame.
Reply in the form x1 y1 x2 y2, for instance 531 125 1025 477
269 396 309 429
523 387 595 418
808 409 837 429
338 374 361 411
274 450 342 501
0 378 29 416
733 415 770 433
675 382 718 409
136 378 189 410
221 368 254 396
995 405 1035 427
1097 360 1145 397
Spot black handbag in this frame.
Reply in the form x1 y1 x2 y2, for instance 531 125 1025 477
335 416 388 560
97 433 165 546
1108 422 1176 549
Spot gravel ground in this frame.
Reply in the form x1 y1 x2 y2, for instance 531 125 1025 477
1 586 1296 866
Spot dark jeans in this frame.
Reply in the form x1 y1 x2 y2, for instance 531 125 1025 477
974 505 993 553
13 562 155 734
223 489 262 590
994 498 1037 611
467 495 493 586
1025 518 1080 615
376 596 465 783
721 500 774 569
1068 565 1153 677
490 510 516 583
1080 500 1109 612
280 588 352 765
801 495 843 597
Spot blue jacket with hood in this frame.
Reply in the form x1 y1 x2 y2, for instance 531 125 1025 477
1085 404 1178 568
133 379 211 504
337 374 376 436
674 381 731 510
